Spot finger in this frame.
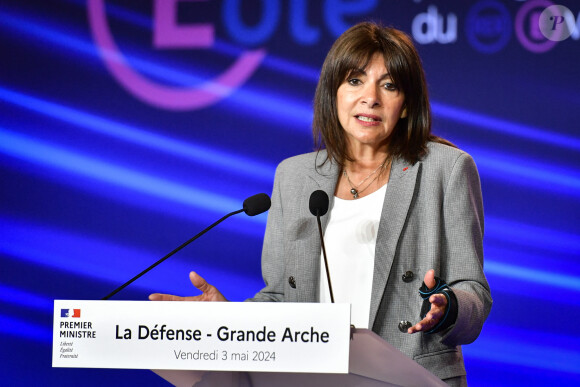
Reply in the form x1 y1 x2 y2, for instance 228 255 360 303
148 293 162 301
190 271 213 293
408 321 427 334
149 293 183 301
429 293 448 307
423 315 440 327
149 293 204 302
407 320 425 334
424 310 443 322
190 271 228 301
407 316 440 334
426 301 447 320
423 269 436 289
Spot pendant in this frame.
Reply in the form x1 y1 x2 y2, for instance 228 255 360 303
350 188 358 199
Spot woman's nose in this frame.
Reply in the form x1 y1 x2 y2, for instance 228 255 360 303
361 85 381 107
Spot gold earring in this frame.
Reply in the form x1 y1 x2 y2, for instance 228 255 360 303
400 107 408 119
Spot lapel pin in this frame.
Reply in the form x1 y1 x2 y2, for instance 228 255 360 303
403 167 409 171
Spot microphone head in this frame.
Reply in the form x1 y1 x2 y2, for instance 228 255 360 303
309 190 329 216
243 193 271 216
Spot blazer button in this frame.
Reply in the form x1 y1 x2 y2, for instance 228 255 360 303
398 321 412 333
288 276 296 289
402 271 414 283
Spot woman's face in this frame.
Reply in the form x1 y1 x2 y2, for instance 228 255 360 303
336 53 405 152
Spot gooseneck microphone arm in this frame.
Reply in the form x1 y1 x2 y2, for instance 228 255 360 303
102 193 271 300
316 209 335 303
309 190 334 303
102 209 243 300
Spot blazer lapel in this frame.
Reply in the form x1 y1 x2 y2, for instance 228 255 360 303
295 153 339 301
306 154 339 231
369 157 420 327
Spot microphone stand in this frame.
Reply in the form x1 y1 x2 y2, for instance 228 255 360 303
102 209 244 300
316 210 335 303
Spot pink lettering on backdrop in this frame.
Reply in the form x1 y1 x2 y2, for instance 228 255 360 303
153 0 213 48
87 0 266 110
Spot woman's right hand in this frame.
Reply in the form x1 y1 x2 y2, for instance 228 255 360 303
148 271 227 302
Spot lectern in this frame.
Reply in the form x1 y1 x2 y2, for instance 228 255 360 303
154 328 446 387
53 301 446 387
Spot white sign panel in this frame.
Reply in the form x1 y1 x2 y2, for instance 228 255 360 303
53 301 350 373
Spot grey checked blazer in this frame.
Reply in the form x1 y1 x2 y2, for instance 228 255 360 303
248 142 492 381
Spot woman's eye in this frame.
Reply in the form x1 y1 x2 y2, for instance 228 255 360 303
347 78 361 86
384 82 397 91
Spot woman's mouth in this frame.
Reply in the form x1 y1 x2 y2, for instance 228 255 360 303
355 115 381 123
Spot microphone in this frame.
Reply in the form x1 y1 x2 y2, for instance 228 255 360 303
309 190 334 303
102 193 271 300
309 190 329 217
243 193 271 216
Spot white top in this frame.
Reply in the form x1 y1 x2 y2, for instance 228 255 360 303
319 183 387 329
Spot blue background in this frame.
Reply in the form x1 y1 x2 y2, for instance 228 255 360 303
1 0 579 385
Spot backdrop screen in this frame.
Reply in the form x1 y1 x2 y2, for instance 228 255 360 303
1 1 579 385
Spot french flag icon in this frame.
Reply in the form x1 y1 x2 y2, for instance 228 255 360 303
61 309 81 318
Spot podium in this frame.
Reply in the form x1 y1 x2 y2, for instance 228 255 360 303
53 301 446 387
154 328 447 387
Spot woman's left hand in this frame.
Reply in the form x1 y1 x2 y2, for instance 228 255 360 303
407 269 448 334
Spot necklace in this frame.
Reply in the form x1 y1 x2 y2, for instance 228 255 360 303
343 160 387 199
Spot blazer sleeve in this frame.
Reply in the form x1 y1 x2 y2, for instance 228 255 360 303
246 162 287 302
440 152 492 346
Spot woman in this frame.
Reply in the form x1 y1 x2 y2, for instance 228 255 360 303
151 22 492 386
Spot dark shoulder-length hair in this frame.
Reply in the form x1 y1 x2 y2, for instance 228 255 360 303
313 22 452 166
